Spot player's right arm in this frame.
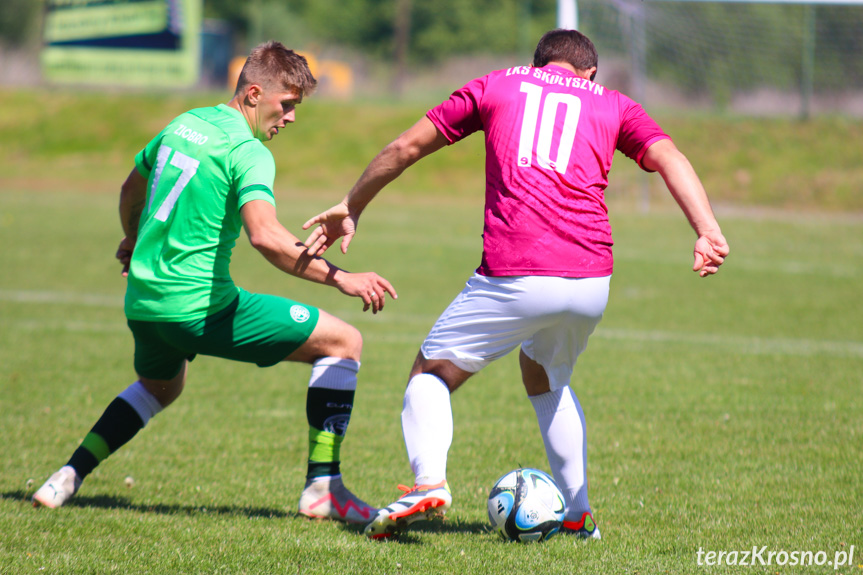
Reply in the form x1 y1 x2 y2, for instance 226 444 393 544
302 116 449 257
242 199 397 313
117 166 149 276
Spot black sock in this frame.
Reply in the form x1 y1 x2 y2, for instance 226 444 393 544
305 387 355 480
67 397 145 479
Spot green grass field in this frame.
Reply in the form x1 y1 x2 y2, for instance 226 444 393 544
1 91 862 574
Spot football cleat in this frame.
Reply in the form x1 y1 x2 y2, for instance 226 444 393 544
364 480 452 540
561 511 602 540
32 466 82 509
297 475 378 524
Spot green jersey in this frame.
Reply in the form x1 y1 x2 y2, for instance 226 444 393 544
126 104 276 321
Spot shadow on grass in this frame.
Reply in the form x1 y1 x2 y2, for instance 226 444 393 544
4 489 490 540
5 489 289 520
355 515 492 545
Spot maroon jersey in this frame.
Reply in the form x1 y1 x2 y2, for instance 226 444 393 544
427 64 669 277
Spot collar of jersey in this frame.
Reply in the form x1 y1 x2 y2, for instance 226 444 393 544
216 103 255 138
543 63 576 77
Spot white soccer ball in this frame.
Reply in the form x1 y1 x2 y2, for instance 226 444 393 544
487 468 565 542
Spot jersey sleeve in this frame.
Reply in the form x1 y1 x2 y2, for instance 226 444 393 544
426 76 487 144
231 141 277 208
134 129 167 178
616 95 670 172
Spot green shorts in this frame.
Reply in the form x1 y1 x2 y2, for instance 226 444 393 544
127 288 320 380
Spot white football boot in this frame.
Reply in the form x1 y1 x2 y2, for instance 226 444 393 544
298 475 378 524
32 466 82 509
364 480 452 540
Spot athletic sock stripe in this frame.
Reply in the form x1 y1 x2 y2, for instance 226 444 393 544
307 428 342 462
117 381 162 425
80 432 110 462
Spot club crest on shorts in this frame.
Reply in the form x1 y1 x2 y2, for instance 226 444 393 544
290 305 311 323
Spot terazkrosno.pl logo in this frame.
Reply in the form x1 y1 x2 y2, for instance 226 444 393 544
697 546 855 569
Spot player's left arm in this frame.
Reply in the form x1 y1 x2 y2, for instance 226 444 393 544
117 167 148 276
642 138 729 277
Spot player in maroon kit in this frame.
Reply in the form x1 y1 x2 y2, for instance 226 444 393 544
304 29 729 540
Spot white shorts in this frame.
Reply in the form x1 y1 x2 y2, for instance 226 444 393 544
420 273 610 391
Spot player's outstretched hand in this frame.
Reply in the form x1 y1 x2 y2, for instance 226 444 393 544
336 271 397 314
302 200 357 257
693 230 729 277
116 236 135 277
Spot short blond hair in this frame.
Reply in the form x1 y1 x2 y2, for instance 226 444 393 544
235 41 317 98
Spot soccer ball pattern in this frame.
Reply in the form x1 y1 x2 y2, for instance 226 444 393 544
487 468 565 542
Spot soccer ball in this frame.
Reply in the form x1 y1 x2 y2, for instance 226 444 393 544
487 468 565 542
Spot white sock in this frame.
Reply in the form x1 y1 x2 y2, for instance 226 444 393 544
402 373 452 486
118 381 163 427
529 386 590 520
308 357 360 391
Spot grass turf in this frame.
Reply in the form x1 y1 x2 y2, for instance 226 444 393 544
1 187 861 574
0 91 861 573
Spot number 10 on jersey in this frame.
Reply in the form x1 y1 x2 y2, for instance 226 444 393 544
517 82 582 175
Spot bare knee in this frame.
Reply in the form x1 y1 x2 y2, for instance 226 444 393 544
335 322 363 361
409 352 473 393
140 363 187 407
519 349 551 396
286 311 362 364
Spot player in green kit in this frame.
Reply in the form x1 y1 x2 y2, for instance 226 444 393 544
31 42 396 524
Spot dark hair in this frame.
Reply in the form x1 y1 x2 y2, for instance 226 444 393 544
533 29 598 77
235 41 317 98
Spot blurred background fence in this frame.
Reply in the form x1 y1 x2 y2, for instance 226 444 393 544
1 0 862 116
